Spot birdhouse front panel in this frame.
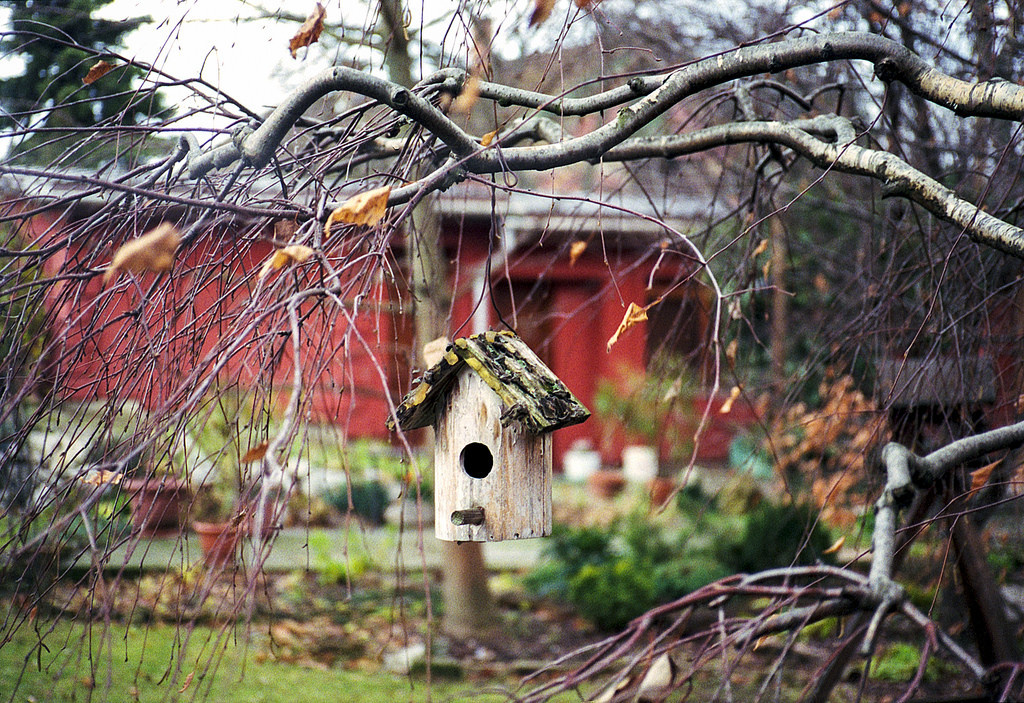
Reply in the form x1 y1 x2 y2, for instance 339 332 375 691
434 369 552 542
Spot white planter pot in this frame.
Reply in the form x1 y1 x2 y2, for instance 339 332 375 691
563 448 601 481
622 445 659 482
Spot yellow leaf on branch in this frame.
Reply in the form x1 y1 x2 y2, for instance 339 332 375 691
606 302 648 353
103 223 180 284
719 385 742 414
569 240 587 265
480 129 498 147
83 60 115 85
325 185 391 235
289 3 326 58
82 469 122 486
259 244 314 279
823 536 845 555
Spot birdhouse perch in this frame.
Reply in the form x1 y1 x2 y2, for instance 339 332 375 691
387 330 589 542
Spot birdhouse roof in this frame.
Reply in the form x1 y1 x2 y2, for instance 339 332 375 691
387 330 590 434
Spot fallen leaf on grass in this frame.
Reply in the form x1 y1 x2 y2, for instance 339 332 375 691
242 441 269 464
178 672 194 694
606 302 648 352
289 3 326 58
325 186 391 235
104 223 180 284
83 60 114 85
259 244 314 279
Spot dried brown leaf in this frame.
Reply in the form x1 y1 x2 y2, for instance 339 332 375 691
569 240 587 265
452 74 480 115
82 470 122 486
325 185 391 235
289 3 326 58
751 238 769 257
104 223 180 284
83 60 115 85
606 302 648 352
242 441 269 464
529 0 556 27
968 460 1000 497
719 385 742 414
823 536 845 555
725 339 738 364
178 672 194 694
259 244 314 279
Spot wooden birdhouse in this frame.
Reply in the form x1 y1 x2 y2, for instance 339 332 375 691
387 330 589 542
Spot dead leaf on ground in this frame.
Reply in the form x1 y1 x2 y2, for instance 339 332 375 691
289 3 326 58
569 240 587 265
719 385 742 414
606 302 648 353
325 186 391 235
529 0 556 27
104 223 181 285
242 442 269 464
177 672 194 694
259 244 314 279
83 60 115 85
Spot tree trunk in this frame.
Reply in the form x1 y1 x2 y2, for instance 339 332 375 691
379 0 494 637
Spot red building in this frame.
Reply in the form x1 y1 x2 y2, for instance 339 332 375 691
24 182 756 471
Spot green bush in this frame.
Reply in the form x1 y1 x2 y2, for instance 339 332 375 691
322 480 390 526
719 501 836 573
526 516 731 631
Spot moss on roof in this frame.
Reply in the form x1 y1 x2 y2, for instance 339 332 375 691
386 330 590 434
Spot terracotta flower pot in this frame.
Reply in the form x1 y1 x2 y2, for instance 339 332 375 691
587 469 626 499
191 521 240 569
124 477 187 537
648 477 676 507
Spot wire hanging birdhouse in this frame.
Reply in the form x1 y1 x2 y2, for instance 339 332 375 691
387 330 590 542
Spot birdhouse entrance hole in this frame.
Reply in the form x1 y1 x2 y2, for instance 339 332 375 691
460 442 493 479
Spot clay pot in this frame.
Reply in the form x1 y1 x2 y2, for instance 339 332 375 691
587 469 626 499
191 521 240 568
648 477 676 507
124 477 187 537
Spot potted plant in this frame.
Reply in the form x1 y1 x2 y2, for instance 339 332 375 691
190 481 241 569
186 387 257 569
123 460 188 537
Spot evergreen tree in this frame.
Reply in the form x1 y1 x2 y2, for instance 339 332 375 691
0 0 166 162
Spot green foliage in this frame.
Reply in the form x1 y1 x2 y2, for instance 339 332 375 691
308 529 370 584
0 0 167 163
869 642 954 683
322 480 391 526
527 515 731 631
718 501 836 573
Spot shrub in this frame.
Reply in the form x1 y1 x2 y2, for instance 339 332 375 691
719 501 836 573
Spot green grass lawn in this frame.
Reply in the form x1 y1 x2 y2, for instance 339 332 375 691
0 620 513 703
